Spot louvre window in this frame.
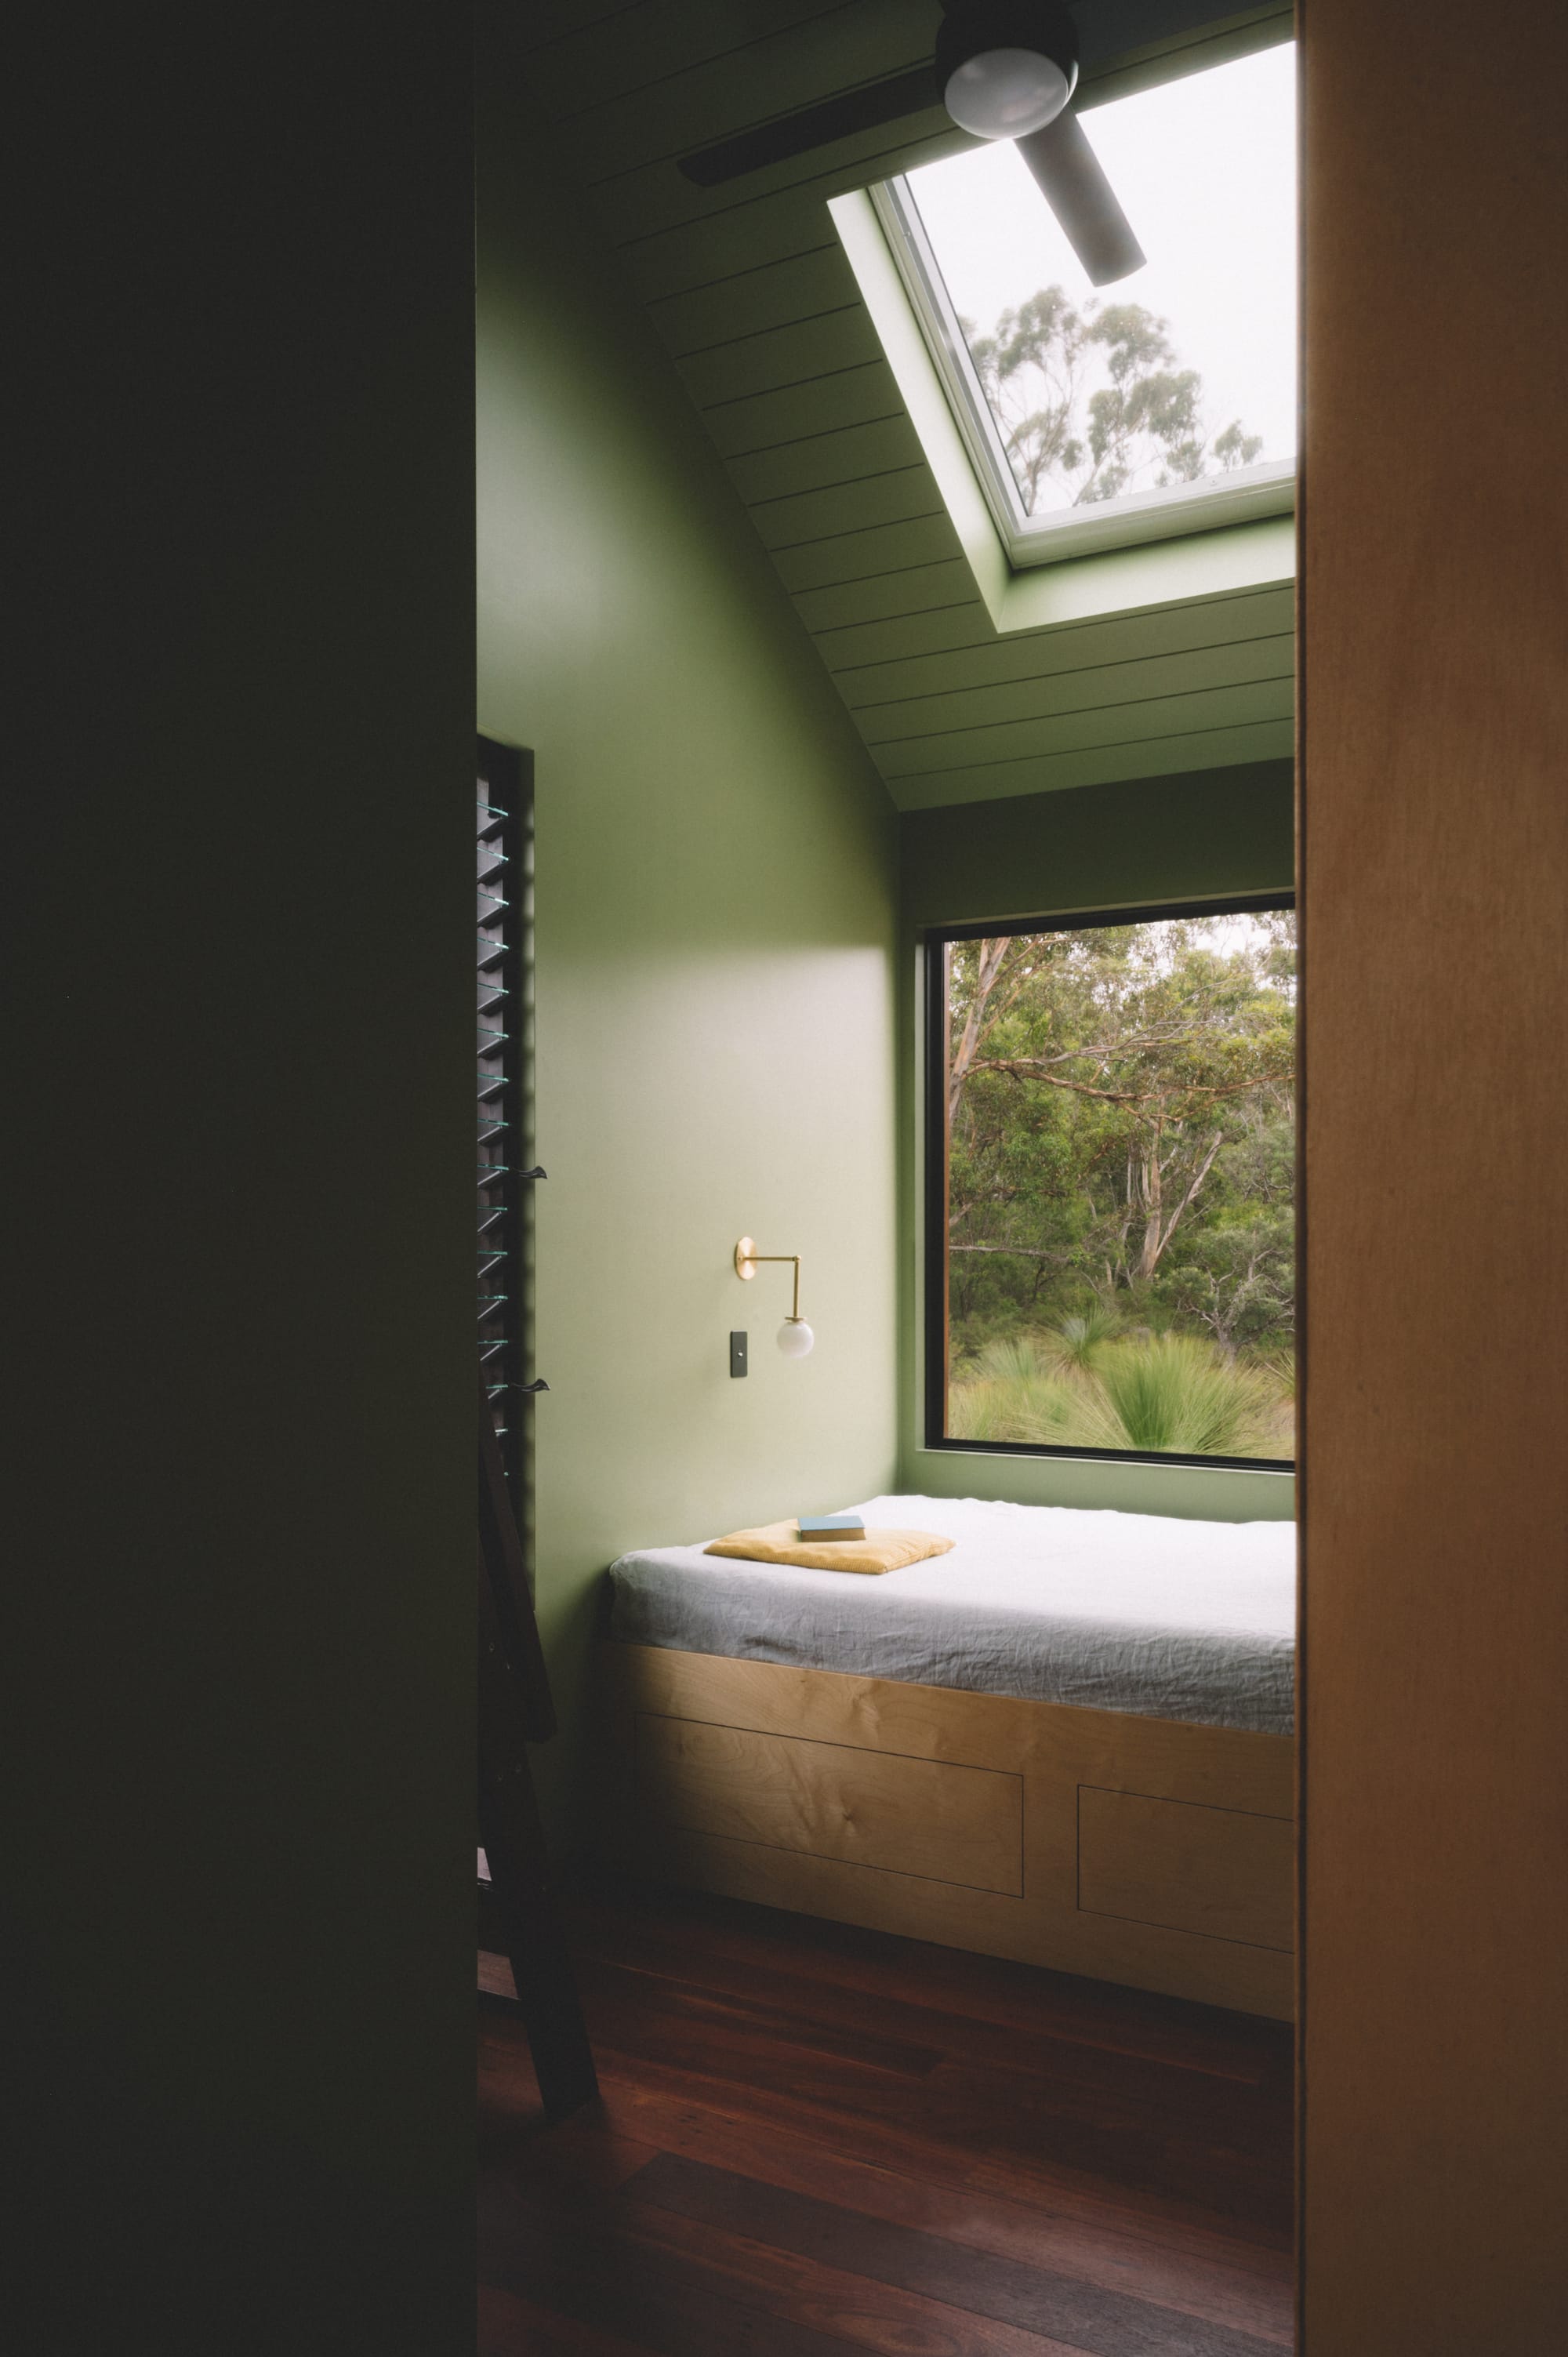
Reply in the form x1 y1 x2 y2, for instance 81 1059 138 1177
477 737 537 1484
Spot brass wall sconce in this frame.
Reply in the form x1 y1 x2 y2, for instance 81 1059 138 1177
734 1237 814 1359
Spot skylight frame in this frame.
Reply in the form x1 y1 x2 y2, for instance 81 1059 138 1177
872 151 1296 571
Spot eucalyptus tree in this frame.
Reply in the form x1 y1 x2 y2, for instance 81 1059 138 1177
965 289 1263 513
946 916 1294 1346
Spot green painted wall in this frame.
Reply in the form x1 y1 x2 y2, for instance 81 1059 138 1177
898 761 1298 1521
477 77 900 1841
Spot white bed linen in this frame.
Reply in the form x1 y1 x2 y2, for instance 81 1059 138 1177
608 1492 1294 1734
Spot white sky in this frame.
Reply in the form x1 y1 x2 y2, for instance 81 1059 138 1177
904 44 1297 496
1051 909 1293 969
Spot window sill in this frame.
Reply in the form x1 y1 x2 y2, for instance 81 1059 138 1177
906 1442 1297 1524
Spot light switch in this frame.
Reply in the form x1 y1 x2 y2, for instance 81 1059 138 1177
729 1330 748 1378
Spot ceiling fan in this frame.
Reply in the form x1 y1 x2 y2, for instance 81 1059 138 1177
677 1 1145 289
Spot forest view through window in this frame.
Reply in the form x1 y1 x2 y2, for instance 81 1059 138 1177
931 905 1296 1465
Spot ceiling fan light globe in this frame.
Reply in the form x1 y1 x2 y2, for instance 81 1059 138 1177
943 47 1072 140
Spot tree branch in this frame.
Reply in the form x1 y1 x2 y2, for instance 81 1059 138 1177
1152 1128 1225 1262
971 1057 1291 1110
949 1242 1075 1264
972 1062 1138 1103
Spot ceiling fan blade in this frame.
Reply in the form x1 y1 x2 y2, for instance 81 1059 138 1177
1015 109 1145 288
678 66 937 188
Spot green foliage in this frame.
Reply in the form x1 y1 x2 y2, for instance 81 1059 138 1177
949 1334 1080 1446
964 287 1265 515
1254 1343 1297 1402
964 1332 1057 1386
948 1333 1290 1462
1089 1335 1278 1456
1167 1208 1294 1352
1214 419 1265 470
1049 1302 1120 1371
945 912 1296 1460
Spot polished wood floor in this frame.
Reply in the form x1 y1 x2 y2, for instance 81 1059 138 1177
479 1873 1295 2355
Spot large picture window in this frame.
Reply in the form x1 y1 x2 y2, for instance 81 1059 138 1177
926 900 1296 1467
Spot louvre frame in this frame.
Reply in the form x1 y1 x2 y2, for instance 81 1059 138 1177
477 736 533 1492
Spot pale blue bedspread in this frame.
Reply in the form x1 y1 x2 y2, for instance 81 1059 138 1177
608 1492 1294 1734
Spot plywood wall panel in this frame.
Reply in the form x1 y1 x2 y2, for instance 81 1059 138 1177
1298 2 1568 2348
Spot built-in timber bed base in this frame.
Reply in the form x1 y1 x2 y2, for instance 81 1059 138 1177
598 1642 1295 2020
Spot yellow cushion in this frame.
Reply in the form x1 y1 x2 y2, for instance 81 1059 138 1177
704 1520 955 1576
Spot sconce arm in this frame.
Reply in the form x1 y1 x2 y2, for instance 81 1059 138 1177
734 1239 803 1320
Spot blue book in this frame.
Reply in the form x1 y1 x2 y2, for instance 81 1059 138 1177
797 1513 866 1542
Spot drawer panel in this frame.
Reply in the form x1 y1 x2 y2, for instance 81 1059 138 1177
637 1713 1023 1895
1077 1786 1294 1952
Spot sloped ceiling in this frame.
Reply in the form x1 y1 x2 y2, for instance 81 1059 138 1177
509 1 1295 812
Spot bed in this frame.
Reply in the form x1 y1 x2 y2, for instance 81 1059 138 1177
597 1494 1298 2018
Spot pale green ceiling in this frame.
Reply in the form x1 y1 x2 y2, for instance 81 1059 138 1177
510 1 1295 811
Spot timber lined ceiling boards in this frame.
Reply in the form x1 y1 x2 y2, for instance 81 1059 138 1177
509 1 1296 812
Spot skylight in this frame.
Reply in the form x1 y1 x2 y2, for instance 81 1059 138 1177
877 42 1296 564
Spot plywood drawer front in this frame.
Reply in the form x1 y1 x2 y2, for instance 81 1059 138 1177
637 1714 1023 1896
1077 1787 1294 1952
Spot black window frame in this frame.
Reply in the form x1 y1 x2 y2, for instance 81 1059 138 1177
923 890 1297 1473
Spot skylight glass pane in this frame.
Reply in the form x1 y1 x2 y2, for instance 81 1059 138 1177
902 44 1296 522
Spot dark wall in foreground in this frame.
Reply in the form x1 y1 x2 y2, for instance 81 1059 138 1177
5 10 474 2344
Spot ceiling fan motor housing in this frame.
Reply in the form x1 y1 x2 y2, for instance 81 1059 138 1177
935 0 1080 140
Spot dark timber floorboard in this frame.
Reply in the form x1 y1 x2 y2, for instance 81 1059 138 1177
479 1873 1294 2355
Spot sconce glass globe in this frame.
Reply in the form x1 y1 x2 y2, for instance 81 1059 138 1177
777 1317 814 1360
